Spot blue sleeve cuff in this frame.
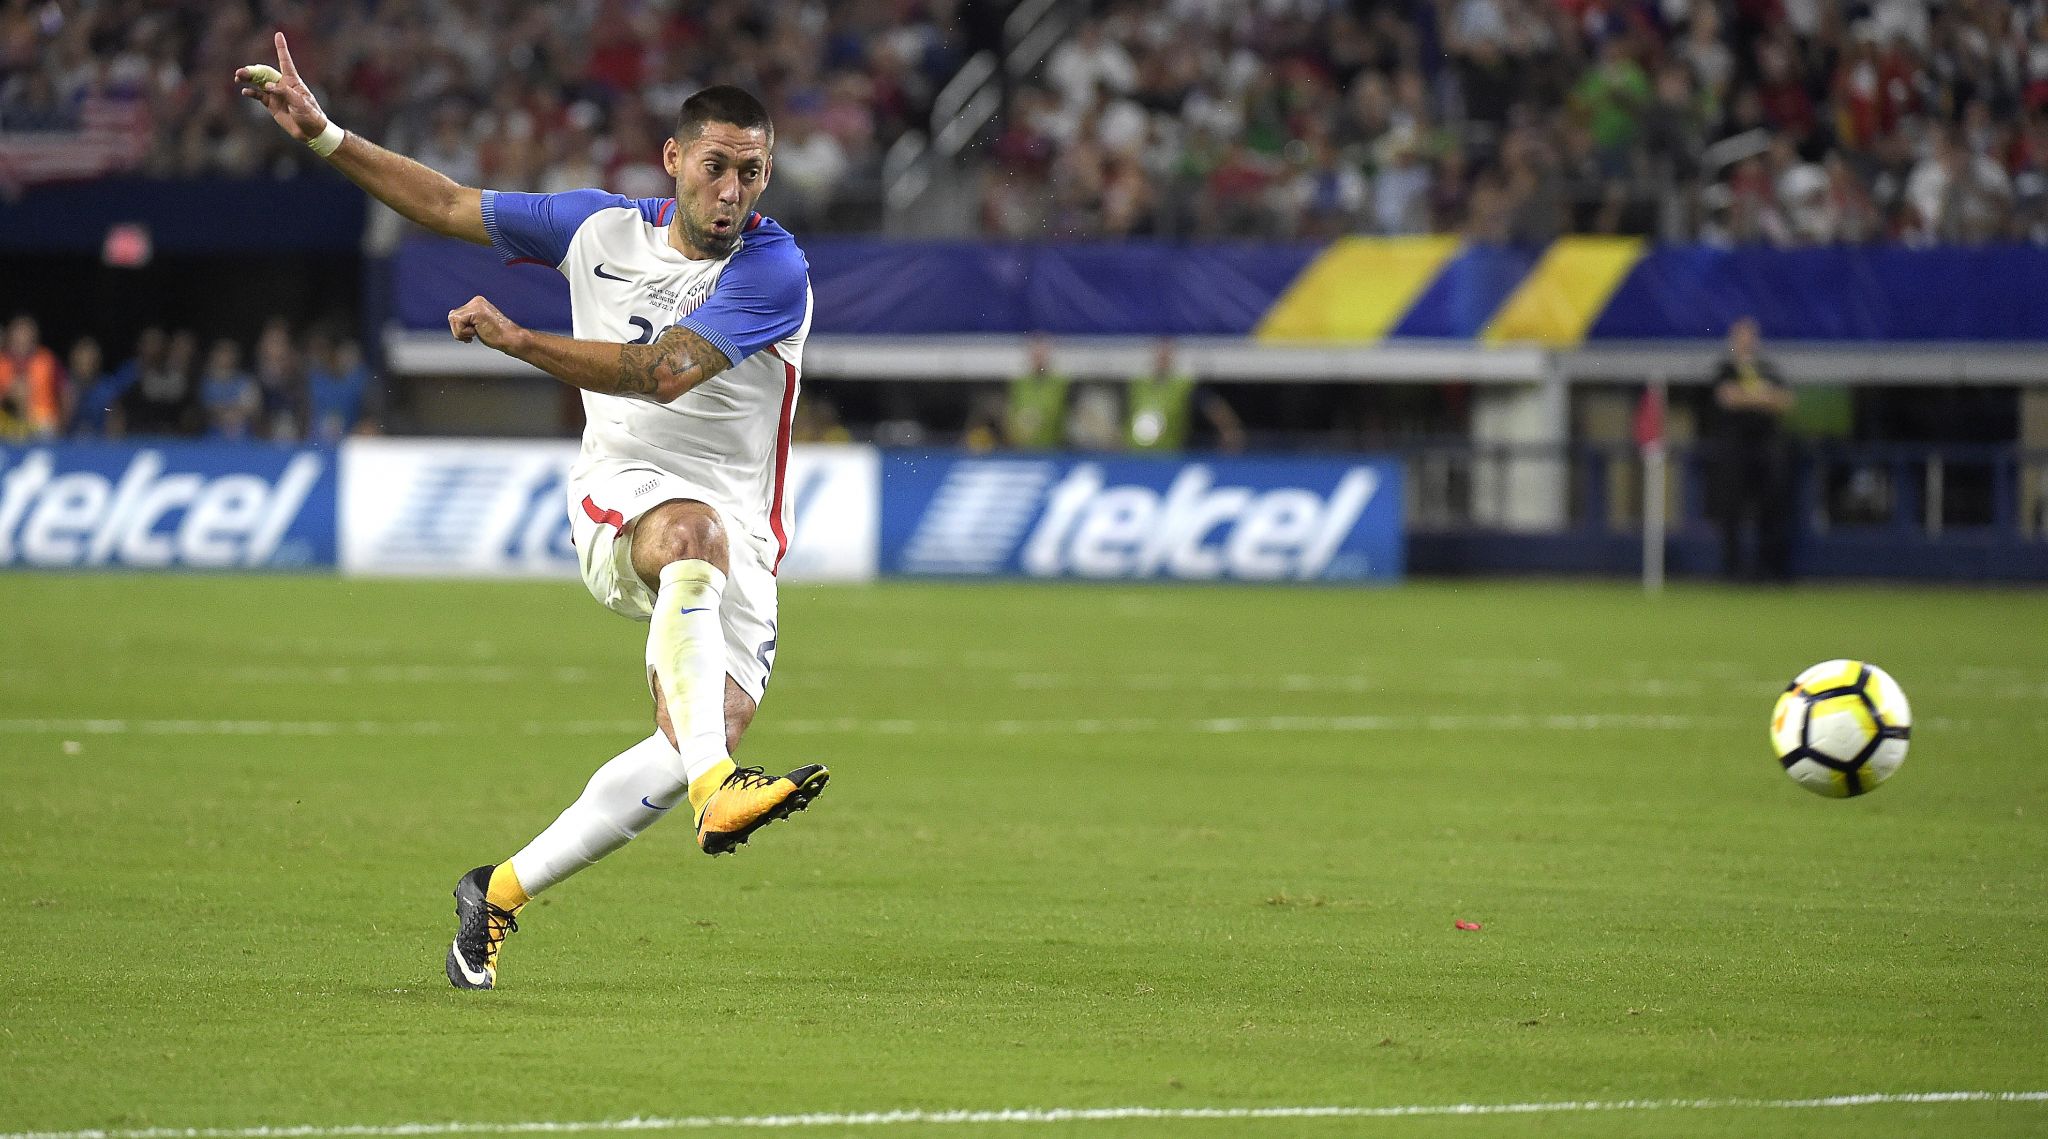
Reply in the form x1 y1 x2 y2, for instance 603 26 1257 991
479 190 511 263
675 316 742 368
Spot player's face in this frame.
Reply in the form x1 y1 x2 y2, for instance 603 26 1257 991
664 123 772 258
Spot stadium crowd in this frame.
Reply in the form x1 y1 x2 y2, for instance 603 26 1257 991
0 313 377 443
5 0 2046 244
984 0 2048 242
0 0 967 229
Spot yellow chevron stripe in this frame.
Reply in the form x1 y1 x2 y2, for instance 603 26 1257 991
1482 237 1646 347
1255 236 1462 343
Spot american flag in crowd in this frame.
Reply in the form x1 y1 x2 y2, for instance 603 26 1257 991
0 96 152 196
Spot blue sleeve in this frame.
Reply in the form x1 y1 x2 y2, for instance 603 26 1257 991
480 188 655 267
674 231 810 367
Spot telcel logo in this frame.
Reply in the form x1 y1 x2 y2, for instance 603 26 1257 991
1020 464 1378 579
0 449 322 568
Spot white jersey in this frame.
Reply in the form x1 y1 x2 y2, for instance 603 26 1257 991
481 189 813 569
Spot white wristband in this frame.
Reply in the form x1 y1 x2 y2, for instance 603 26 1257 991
306 119 346 157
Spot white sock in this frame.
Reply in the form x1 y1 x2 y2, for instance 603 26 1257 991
648 559 731 784
506 732 686 898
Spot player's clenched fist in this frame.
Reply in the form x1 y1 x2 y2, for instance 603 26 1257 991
448 296 525 353
237 32 328 143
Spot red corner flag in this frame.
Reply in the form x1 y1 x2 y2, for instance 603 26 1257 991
1633 382 1666 448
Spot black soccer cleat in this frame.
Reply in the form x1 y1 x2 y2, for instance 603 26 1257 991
445 864 520 990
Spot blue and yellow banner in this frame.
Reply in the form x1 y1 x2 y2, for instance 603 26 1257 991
393 234 2048 342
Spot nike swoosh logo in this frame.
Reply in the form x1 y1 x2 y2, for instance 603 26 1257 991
450 940 491 984
640 796 673 811
677 607 710 614
593 263 629 282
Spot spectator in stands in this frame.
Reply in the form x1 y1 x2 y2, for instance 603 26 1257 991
1005 335 1071 451
253 318 303 441
200 337 261 440
99 327 156 439
1501 121 1570 244
0 314 63 439
1046 18 1138 115
1773 135 1834 244
1372 127 1435 235
63 337 118 438
771 109 852 230
1098 152 1158 236
1284 134 1368 238
0 69 69 132
1752 35 1818 143
120 328 199 437
1709 316 1796 582
2012 118 2048 240
1639 62 1708 193
1680 4 1737 110
1572 38 1651 184
1906 127 2014 243
305 332 371 443
1201 140 1277 235
1821 152 1885 244
1125 339 1244 455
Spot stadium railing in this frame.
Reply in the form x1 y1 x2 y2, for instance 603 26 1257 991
1399 439 2048 580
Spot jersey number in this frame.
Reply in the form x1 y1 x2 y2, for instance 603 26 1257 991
627 316 655 344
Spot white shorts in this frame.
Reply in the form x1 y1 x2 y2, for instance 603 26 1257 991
567 459 779 704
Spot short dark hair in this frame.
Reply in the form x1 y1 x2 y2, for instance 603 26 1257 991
675 85 773 146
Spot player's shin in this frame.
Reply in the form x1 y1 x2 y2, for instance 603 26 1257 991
502 732 687 899
647 559 735 802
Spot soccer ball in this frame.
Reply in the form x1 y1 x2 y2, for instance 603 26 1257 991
1769 660 1912 797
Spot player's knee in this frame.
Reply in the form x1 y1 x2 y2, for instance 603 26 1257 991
723 706 755 756
633 501 727 581
651 681 678 750
724 681 756 755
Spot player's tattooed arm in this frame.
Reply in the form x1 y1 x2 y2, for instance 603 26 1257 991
613 326 724 401
447 296 725 402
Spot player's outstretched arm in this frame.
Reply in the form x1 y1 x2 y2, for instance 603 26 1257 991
238 32 487 245
447 297 726 403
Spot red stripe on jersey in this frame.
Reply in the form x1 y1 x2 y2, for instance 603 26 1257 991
507 257 550 267
766 357 798 574
657 199 675 226
581 495 625 532
746 212 762 231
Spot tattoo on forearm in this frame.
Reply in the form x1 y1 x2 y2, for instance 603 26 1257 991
613 325 715 398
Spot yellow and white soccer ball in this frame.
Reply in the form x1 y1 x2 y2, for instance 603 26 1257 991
1769 659 1912 797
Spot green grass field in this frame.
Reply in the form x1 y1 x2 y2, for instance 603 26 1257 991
3 576 2046 1138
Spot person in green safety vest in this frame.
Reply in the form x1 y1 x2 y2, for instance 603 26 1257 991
1004 333 1071 450
1126 338 1244 453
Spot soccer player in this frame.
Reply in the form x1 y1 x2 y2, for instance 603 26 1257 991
238 33 829 990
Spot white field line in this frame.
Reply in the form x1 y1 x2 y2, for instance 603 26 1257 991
3 1090 2044 1138
0 665 609 687
0 713 2023 739
0 713 1745 739
6 662 2041 700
